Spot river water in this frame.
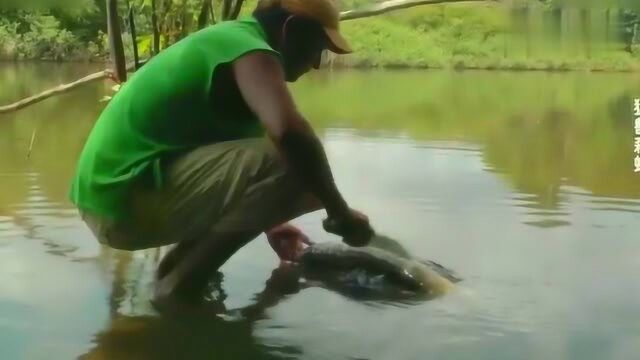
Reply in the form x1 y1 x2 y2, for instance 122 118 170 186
1 63 639 360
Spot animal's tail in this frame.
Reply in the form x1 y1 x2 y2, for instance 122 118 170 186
418 259 463 283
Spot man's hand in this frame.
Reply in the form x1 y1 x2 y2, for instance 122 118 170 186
266 223 313 262
323 209 374 247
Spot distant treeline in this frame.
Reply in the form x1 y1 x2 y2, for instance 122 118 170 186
0 0 639 70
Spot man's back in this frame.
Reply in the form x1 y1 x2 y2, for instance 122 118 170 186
70 17 279 220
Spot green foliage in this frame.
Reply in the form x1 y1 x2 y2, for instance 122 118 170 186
51 0 107 43
0 11 91 60
0 0 94 12
0 17 20 58
19 14 79 60
340 4 511 68
341 17 446 67
0 0 639 70
338 3 640 71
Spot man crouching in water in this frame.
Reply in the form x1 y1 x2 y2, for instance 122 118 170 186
69 0 373 305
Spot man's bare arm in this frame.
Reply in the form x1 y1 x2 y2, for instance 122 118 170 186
232 51 349 218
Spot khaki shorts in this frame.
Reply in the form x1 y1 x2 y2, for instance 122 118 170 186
81 138 320 251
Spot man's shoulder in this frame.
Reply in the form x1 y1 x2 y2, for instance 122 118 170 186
191 17 266 43
186 17 279 65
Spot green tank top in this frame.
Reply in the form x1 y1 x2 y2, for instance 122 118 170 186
69 16 280 220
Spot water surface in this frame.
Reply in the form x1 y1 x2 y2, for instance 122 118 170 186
1 63 639 360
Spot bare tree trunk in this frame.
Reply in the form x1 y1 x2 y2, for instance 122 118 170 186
503 27 508 58
550 6 561 51
107 0 127 83
581 8 591 59
222 0 233 20
230 0 245 20
151 0 160 54
179 1 189 40
128 3 140 70
605 8 610 45
525 6 531 59
633 22 639 51
161 0 174 49
198 0 211 29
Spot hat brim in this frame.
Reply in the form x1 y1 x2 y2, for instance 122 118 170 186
324 27 353 55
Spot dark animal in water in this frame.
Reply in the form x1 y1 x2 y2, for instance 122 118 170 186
297 235 461 299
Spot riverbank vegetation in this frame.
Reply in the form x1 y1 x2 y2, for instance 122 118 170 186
339 3 640 71
0 0 639 71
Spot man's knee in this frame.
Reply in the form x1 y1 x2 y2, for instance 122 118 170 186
134 138 315 246
168 138 287 189
233 138 288 180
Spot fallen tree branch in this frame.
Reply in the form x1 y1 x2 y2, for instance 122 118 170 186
0 71 111 114
0 60 147 115
340 0 494 21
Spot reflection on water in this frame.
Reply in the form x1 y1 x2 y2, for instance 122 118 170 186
1 64 639 359
80 314 304 360
79 261 306 360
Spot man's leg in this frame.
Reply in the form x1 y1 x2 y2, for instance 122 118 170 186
130 138 321 300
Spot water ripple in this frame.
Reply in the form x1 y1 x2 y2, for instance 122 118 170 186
522 219 572 228
508 192 572 227
589 207 640 214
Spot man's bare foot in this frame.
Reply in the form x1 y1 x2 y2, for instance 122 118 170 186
153 267 227 310
155 241 197 281
152 277 226 317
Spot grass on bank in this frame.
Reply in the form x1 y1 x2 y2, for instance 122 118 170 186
1 2 639 71
338 3 640 71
